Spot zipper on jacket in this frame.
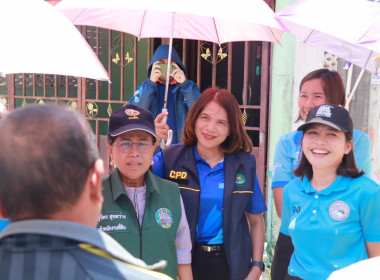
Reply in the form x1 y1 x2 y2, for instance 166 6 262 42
126 192 143 259
139 197 148 260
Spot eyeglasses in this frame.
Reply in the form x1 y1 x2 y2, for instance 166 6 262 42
114 141 154 153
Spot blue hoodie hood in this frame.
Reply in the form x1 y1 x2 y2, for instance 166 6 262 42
147 45 187 78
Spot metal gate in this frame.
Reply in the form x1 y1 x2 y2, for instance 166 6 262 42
0 27 272 194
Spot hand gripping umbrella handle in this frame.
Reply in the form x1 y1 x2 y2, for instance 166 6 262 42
160 108 173 150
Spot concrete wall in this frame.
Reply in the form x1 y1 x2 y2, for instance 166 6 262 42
343 65 380 176
267 0 296 242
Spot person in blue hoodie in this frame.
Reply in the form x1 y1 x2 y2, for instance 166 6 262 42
129 45 201 144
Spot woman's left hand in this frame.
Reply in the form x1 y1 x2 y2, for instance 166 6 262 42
244 266 261 280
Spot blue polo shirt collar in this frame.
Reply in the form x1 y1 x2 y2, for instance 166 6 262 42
193 145 224 168
302 175 348 195
194 145 203 163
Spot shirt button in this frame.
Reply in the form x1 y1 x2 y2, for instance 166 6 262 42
315 195 319 199
312 210 317 214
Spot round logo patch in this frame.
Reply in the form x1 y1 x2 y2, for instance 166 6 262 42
125 109 140 119
155 208 173 229
329 200 350 221
235 173 246 186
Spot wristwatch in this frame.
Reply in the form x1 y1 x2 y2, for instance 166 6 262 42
251 261 265 272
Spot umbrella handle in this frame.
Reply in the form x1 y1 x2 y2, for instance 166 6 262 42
159 108 173 150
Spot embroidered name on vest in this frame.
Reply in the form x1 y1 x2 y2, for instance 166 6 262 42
97 211 129 233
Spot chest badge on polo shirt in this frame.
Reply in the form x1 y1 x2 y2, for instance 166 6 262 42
155 208 173 229
329 200 350 221
235 173 246 186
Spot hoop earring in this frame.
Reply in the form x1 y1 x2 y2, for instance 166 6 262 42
110 159 117 168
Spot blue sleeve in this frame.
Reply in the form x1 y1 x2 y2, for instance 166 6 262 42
360 187 380 242
271 136 294 189
0 218 9 232
152 151 165 178
128 79 157 109
280 187 291 236
353 130 372 176
246 174 267 214
177 79 201 109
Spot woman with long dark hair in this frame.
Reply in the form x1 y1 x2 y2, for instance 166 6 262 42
279 104 380 280
271 69 372 280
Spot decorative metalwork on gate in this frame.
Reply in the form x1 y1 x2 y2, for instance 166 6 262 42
200 41 228 64
1 27 271 196
111 33 135 67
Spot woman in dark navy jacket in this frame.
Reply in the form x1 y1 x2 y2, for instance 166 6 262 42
153 88 267 280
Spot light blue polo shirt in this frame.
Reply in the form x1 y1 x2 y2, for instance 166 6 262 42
272 129 372 189
281 175 380 280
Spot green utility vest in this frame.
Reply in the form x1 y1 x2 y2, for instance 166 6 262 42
98 169 181 279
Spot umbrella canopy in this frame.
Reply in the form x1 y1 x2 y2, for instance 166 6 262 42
275 0 380 75
0 0 109 81
55 0 284 44
56 0 283 148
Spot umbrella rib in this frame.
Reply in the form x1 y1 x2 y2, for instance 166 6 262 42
304 29 317 43
71 9 88 24
212 18 220 44
139 10 148 39
268 27 281 44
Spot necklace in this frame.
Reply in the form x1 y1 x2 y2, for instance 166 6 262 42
197 148 224 168
207 152 224 168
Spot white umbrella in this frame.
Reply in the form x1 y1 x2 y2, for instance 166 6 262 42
275 0 380 108
0 0 109 81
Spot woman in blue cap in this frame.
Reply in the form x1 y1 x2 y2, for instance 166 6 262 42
271 69 372 280
280 104 380 280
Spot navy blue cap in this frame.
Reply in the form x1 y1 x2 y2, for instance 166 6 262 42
108 104 156 139
298 104 353 135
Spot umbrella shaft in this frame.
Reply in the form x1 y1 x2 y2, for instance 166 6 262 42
163 37 174 110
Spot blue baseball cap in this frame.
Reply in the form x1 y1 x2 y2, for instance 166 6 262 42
108 104 156 139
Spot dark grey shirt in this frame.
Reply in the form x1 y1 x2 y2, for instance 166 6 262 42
0 220 171 280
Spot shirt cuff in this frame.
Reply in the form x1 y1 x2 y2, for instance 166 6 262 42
271 181 289 189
